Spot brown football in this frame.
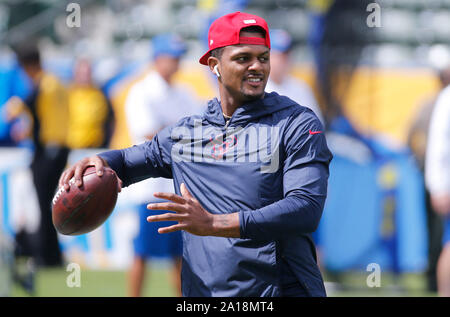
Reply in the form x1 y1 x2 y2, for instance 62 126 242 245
52 166 118 236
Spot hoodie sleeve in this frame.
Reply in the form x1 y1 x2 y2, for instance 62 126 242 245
239 108 333 240
97 125 173 187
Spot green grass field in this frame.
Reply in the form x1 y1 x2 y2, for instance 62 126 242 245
11 265 178 297
9 265 437 297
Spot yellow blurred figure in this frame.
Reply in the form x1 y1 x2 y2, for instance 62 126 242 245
6 72 69 146
35 73 69 146
66 59 113 149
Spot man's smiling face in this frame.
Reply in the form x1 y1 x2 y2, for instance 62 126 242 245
217 29 270 104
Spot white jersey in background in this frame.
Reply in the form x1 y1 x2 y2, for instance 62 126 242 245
425 85 450 196
125 70 202 203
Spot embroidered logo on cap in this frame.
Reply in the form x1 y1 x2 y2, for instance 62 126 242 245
243 19 256 24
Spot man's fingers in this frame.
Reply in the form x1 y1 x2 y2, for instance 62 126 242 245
147 202 186 212
58 170 67 188
147 212 184 222
180 183 193 199
73 164 86 187
93 157 104 176
153 184 194 204
153 192 186 204
62 173 72 191
95 156 121 192
58 156 108 191
158 224 187 234
60 168 74 191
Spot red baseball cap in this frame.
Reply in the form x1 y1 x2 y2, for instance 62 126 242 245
199 11 271 65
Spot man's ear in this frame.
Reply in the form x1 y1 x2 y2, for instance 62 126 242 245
207 57 221 79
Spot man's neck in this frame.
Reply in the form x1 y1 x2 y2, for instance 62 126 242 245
219 93 265 117
219 95 241 117
218 85 264 117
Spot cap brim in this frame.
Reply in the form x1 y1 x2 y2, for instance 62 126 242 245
199 51 211 65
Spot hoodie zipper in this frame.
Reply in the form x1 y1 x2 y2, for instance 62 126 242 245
223 111 233 130
224 118 231 129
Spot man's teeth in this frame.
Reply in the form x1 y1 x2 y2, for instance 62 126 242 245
248 78 261 82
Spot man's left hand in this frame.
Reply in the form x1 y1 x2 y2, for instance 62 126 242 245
147 183 215 236
147 183 241 238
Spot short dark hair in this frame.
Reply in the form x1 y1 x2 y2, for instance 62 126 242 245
210 47 224 60
210 26 267 61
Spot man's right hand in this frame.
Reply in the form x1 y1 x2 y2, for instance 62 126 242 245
58 155 121 192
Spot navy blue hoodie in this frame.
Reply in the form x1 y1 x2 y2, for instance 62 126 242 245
99 92 333 296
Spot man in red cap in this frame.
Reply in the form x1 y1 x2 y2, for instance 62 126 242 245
199 11 272 120
59 11 332 297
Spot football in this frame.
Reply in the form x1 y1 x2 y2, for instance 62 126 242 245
52 166 119 236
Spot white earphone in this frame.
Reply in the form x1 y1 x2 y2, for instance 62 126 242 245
213 65 221 78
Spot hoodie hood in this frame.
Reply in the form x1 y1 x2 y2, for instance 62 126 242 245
204 91 298 126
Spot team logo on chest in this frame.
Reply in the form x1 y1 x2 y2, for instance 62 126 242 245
171 120 280 173
210 134 238 160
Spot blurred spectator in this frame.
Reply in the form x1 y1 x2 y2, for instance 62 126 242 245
7 42 69 267
266 29 324 125
125 34 202 297
408 65 450 292
425 67 450 296
66 58 114 149
308 0 373 126
0 62 31 146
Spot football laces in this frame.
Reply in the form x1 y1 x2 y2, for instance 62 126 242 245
52 178 75 205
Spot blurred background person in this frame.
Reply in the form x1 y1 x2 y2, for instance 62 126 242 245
66 58 114 150
6 41 69 267
425 73 450 296
407 64 450 292
308 0 373 128
266 29 324 124
0 61 31 147
125 33 202 297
